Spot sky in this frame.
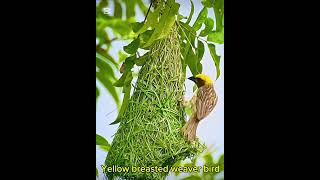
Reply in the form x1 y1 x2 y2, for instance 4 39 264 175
96 0 224 179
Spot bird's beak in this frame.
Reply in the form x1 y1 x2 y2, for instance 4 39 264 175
188 76 197 83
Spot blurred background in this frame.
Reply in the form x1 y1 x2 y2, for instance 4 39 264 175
96 0 224 179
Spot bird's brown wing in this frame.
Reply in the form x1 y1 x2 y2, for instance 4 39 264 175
196 86 218 120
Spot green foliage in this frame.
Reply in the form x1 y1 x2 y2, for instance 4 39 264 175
143 0 180 47
208 44 221 79
208 30 224 44
124 37 140 54
177 0 224 79
136 1 163 35
175 151 224 180
96 134 110 146
96 134 110 177
192 7 208 31
200 18 214 36
186 0 194 25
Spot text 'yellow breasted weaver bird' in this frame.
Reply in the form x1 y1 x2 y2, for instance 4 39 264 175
181 74 218 141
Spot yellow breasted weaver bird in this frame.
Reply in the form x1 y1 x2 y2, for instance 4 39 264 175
181 74 218 141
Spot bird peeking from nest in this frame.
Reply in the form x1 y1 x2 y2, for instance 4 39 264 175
181 74 218 141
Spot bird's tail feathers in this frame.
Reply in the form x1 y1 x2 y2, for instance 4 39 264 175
181 116 199 141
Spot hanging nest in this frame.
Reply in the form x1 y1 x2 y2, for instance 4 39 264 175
105 24 205 180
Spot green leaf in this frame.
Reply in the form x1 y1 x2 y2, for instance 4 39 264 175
186 48 201 76
172 161 181 176
200 18 214 36
135 52 149 66
123 0 136 18
131 22 144 33
96 167 98 177
124 38 140 54
110 71 133 125
96 134 110 146
96 52 118 68
143 2 180 47
181 175 201 180
139 30 154 49
113 73 127 87
96 86 100 101
218 154 224 171
114 55 135 87
178 14 186 20
99 145 110 152
204 153 214 166
98 18 133 37
96 72 120 106
208 30 224 44
192 7 208 31
118 50 128 63
136 1 163 35
114 0 122 18
201 0 214 7
186 0 194 25
213 0 224 32
197 40 205 62
208 44 221 79
178 22 196 51
137 0 148 15
96 56 116 81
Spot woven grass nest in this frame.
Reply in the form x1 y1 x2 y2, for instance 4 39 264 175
105 25 205 180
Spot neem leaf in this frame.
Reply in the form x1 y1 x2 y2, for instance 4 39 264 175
123 0 135 18
139 30 154 49
131 22 144 33
96 86 100 102
143 2 180 47
186 0 194 25
118 50 128 62
96 167 98 177
110 71 133 125
123 38 140 54
197 40 205 62
200 17 214 36
218 154 224 171
96 56 116 81
214 0 224 32
201 0 214 8
178 14 186 20
186 48 201 76
114 0 122 18
96 134 110 146
136 0 148 15
192 7 208 31
96 52 118 68
113 55 135 87
96 72 120 106
208 30 224 44
99 145 110 152
208 44 221 79
204 153 214 166
135 52 150 66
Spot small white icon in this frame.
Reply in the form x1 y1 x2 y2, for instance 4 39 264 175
103 7 110 15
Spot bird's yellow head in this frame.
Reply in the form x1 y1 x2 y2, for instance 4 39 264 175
188 74 213 87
